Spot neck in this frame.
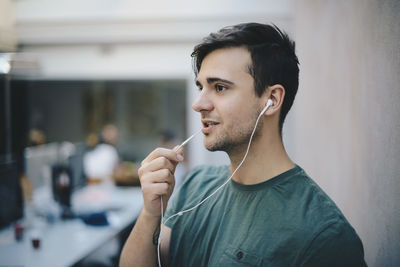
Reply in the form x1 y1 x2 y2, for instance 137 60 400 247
228 125 295 185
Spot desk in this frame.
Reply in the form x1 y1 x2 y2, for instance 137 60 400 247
0 185 143 267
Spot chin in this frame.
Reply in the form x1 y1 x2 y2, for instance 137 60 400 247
204 141 218 152
204 138 218 152
204 138 230 152
206 145 220 152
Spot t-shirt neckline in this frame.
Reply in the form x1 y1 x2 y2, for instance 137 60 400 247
229 165 302 191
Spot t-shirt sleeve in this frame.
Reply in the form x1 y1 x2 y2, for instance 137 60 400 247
300 220 367 267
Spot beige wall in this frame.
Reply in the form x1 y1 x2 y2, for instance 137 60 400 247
291 0 400 265
0 0 17 51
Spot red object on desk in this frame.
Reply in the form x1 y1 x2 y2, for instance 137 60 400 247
14 223 24 241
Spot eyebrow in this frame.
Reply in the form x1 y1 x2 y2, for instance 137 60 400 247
196 77 235 87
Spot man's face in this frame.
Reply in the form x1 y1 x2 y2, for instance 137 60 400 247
192 47 264 153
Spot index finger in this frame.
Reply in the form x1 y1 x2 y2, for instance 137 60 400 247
141 147 183 166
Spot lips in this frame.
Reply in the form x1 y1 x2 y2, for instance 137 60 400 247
201 119 220 134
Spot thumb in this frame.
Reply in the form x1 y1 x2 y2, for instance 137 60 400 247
173 146 184 161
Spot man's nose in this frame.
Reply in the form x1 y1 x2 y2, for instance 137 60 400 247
192 91 214 113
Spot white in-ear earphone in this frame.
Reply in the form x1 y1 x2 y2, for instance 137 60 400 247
260 99 273 115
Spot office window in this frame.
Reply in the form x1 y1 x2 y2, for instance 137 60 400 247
18 79 186 162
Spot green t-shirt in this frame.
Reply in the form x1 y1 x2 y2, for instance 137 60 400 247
164 165 366 266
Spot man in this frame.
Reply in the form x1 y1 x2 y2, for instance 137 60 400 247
120 23 366 266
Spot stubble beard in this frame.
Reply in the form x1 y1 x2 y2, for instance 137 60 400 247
205 107 264 154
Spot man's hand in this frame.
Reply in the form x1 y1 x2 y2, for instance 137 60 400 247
138 147 184 218
120 147 182 267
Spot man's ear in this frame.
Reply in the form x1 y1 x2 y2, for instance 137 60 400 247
263 84 285 115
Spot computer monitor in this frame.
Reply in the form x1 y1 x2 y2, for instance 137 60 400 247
68 151 86 191
0 159 23 229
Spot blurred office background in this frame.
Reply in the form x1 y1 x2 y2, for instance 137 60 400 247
0 0 399 266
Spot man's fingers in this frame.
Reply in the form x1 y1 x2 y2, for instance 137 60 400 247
138 156 176 177
143 169 175 185
142 182 173 198
174 146 184 157
141 147 184 166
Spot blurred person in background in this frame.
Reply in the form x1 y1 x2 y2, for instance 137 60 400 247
120 23 366 267
27 128 47 147
20 128 48 203
83 124 119 185
83 124 139 186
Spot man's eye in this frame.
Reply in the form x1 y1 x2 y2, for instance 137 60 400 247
216 84 227 92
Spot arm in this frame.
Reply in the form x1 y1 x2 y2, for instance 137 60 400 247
120 148 183 267
160 224 172 267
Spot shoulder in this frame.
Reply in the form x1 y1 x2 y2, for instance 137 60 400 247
184 165 229 185
299 218 366 266
279 167 346 223
292 169 350 234
288 167 366 266
178 165 229 198
98 144 118 153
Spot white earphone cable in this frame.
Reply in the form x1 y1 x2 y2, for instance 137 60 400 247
157 196 164 267
157 103 270 267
